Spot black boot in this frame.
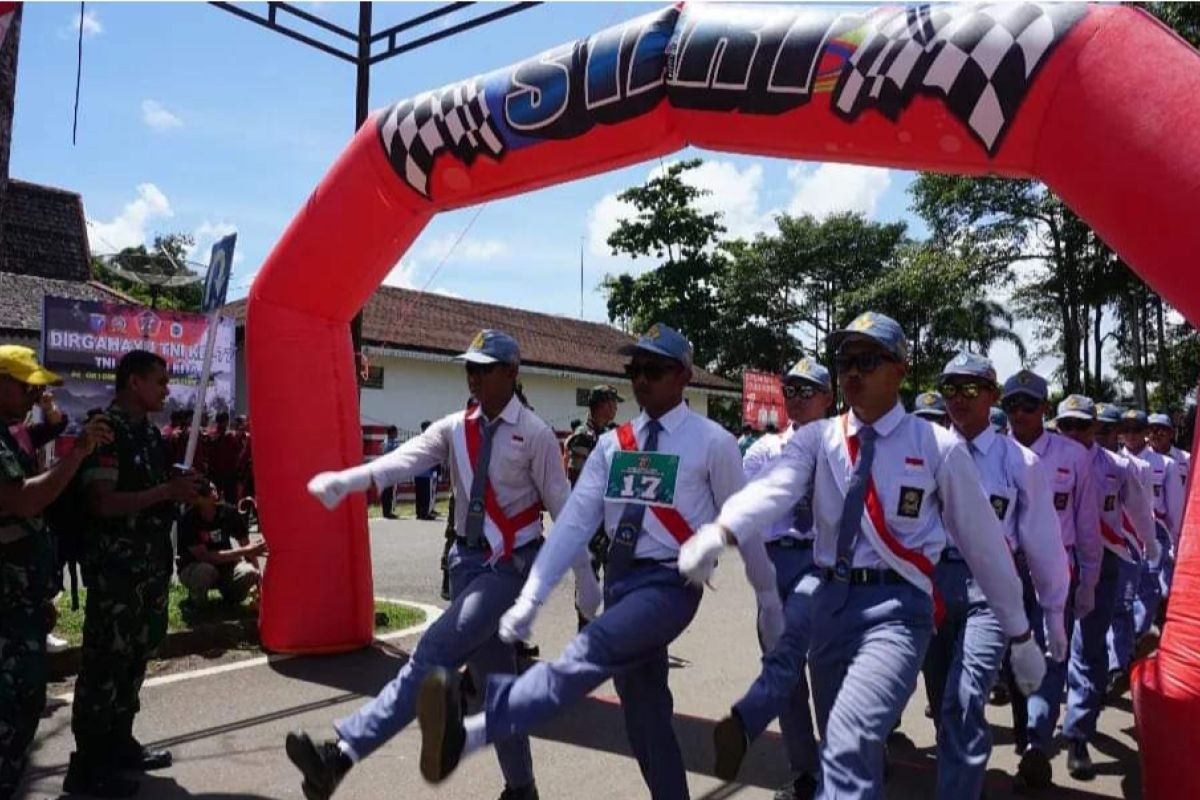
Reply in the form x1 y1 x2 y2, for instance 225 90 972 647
285 731 352 800
114 718 172 771
1015 745 1052 791
713 712 748 782
773 772 818 800
63 751 139 798
417 668 465 784
1067 739 1096 780
498 782 540 800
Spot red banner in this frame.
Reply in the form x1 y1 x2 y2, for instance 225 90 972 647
742 370 784 431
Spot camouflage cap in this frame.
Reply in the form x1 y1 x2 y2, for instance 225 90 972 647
587 384 625 405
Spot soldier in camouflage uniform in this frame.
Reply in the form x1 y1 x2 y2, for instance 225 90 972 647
0 346 111 800
563 385 624 631
65 350 203 798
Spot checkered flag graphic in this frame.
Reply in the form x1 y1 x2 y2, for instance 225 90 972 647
833 3 1085 154
378 79 506 198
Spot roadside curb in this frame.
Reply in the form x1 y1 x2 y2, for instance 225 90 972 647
48 596 441 682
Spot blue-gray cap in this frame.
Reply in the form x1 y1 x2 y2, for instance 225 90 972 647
913 391 947 418
1001 369 1048 401
1096 403 1124 423
940 351 997 383
456 329 521 366
1056 394 1096 421
618 322 693 368
1122 409 1149 427
829 311 908 361
1148 413 1174 429
990 406 1009 431
784 357 831 391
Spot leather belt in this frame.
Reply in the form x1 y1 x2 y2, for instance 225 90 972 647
822 567 906 586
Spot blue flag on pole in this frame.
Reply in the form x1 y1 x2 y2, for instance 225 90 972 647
202 234 236 313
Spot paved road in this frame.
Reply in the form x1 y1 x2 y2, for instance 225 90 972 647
22 518 1141 799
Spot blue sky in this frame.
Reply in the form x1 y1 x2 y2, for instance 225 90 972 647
13 2 1048 378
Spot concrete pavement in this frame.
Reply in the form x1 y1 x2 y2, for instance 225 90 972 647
21 518 1141 799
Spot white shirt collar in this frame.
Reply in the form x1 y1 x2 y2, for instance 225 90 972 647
468 394 524 426
1029 429 1053 455
637 400 689 435
959 425 997 454
846 400 906 438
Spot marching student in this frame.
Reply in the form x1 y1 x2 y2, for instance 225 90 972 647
1055 396 1154 778
287 330 602 800
678 313 1044 799
414 323 784 800
1001 371 1100 790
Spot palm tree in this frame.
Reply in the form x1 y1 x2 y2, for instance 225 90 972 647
932 296 1027 360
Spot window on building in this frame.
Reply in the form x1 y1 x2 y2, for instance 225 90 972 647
575 388 590 407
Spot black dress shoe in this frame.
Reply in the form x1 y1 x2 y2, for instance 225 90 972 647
498 782 539 800
1015 745 1052 791
773 772 818 800
713 713 748 782
1067 739 1096 780
514 640 540 659
417 668 465 784
117 739 172 771
63 752 139 798
285 731 352 800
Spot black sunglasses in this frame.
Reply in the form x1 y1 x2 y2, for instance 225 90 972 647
782 383 822 399
1001 396 1042 415
624 361 676 381
1057 418 1093 433
834 352 896 375
939 382 988 400
465 362 502 377
1097 423 1118 435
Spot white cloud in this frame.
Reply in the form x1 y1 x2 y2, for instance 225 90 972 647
141 100 183 132
188 221 238 265
586 159 775 259
382 257 461 298
418 234 507 264
86 183 173 253
60 10 102 40
786 163 892 220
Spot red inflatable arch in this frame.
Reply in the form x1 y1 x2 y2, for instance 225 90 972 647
246 4 1200 793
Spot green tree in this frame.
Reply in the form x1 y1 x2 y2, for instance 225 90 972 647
601 159 728 370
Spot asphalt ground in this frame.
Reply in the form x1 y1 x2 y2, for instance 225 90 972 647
21 517 1140 799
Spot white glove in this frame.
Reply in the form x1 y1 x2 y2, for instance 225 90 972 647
1045 609 1069 662
574 567 604 621
1010 634 1048 696
678 523 727 586
499 595 541 644
1145 533 1162 564
1074 581 1096 620
756 590 785 653
306 466 374 511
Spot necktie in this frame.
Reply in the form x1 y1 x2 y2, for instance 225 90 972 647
607 419 663 580
832 424 877 583
464 418 500 547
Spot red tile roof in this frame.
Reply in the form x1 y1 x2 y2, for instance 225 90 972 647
226 286 736 392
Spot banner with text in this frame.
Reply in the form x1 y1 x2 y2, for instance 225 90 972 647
742 370 784 431
41 296 236 423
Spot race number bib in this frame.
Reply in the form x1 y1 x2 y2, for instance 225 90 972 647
605 451 680 507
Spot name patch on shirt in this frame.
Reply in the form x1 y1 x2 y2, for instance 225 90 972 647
605 451 680 507
1053 491 1069 510
897 486 924 518
1104 495 1116 512
989 495 1010 521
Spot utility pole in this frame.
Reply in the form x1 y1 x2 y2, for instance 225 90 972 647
210 1 540 387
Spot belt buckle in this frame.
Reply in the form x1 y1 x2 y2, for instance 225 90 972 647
833 558 851 582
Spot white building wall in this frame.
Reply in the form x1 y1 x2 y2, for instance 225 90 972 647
232 345 725 436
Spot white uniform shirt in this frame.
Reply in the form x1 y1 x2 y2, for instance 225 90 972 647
1169 446 1190 490
956 426 1069 615
743 426 815 543
1093 446 1155 563
717 401 1029 638
521 401 748 603
368 395 569 560
1124 445 1184 546
1023 431 1101 593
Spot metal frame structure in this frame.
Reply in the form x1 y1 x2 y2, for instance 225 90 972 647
209 1 540 379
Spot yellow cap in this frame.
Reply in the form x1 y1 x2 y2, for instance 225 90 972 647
0 345 62 386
